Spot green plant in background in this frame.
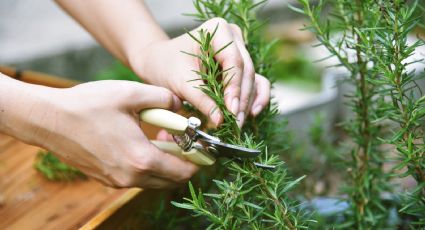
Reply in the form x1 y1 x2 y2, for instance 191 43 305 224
297 2 391 228
94 62 140 82
271 54 322 92
294 0 424 228
288 113 342 198
34 151 86 181
171 0 314 229
369 1 425 226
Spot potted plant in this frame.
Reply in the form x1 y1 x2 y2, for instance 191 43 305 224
289 0 425 228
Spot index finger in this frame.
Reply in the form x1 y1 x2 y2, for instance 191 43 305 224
140 143 200 183
202 18 243 116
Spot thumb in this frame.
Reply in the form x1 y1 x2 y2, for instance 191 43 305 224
124 83 182 111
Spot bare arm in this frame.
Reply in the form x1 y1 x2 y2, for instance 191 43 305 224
55 0 168 65
0 73 56 146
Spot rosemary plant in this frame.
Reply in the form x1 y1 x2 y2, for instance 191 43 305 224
368 1 425 226
172 0 313 229
294 0 424 228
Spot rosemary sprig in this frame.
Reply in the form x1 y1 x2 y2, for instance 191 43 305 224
34 151 87 181
172 0 313 228
184 26 240 141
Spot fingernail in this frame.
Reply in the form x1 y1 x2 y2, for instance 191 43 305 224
231 97 239 115
252 105 262 116
172 95 181 111
211 109 222 127
237 112 245 128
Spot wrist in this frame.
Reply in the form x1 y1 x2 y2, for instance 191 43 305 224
0 75 60 147
127 34 177 85
126 40 158 83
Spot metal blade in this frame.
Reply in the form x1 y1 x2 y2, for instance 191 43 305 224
199 138 261 158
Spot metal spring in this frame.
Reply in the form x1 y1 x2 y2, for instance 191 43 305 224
172 134 193 152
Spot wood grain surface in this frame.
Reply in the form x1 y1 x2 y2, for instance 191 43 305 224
0 133 129 230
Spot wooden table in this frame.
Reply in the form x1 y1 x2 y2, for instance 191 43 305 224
0 133 132 229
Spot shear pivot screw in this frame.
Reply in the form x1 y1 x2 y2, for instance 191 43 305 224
206 145 219 156
188 117 201 129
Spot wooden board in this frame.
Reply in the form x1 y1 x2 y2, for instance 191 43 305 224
0 133 130 230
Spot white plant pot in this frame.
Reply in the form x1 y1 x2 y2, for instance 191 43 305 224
273 71 342 143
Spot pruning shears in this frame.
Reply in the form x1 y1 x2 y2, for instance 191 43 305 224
140 109 272 168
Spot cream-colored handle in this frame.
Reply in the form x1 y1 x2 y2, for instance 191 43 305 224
151 140 215 166
150 140 183 156
139 109 188 135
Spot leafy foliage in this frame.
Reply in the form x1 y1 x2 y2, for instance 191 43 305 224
94 62 140 82
369 1 425 226
172 0 315 229
290 113 343 198
34 151 87 181
294 0 425 228
271 53 322 92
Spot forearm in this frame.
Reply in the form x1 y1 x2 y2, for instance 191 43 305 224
0 74 57 146
55 0 168 66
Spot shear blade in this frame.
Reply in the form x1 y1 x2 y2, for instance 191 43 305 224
201 138 261 158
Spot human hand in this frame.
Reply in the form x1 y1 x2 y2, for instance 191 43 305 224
129 18 271 127
21 81 198 188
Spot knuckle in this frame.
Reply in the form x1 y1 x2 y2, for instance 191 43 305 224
240 94 250 105
175 175 190 184
136 161 153 174
224 85 241 101
112 174 134 188
194 94 215 114
119 85 140 101
176 166 198 183
224 55 244 75
131 156 154 175
100 180 117 188
234 55 244 69
263 77 271 89
207 17 228 27
227 83 241 93
229 23 243 35
158 89 174 107
245 66 255 80
256 74 271 89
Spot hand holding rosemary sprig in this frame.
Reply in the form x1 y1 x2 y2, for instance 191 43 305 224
129 18 271 128
56 0 270 128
